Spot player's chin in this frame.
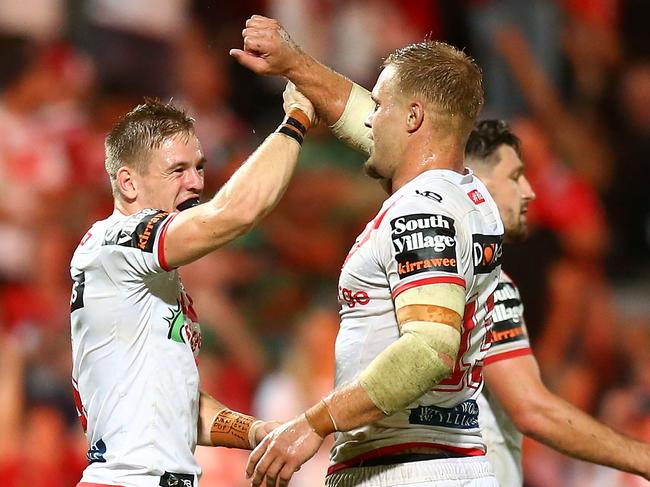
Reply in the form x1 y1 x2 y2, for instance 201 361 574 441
504 223 529 243
363 159 383 180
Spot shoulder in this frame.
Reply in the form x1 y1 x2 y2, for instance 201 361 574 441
103 209 174 252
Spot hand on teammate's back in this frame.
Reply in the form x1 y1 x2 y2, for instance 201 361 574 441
229 15 302 77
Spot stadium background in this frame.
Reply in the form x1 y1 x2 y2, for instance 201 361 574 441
0 0 648 485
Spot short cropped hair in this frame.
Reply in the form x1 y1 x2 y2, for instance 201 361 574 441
465 119 521 165
105 99 195 196
384 40 483 127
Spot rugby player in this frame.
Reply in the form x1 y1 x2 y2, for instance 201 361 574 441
234 16 503 487
70 88 315 487
230 17 650 485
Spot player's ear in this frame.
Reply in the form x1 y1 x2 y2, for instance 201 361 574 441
116 166 138 201
406 102 424 133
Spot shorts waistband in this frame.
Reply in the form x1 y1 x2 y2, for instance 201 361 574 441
326 456 496 486
341 451 467 469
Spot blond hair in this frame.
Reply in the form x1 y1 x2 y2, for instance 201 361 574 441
384 40 483 130
104 100 195 196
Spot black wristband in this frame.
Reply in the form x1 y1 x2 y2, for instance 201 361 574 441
276 125 304 145
284 116 307 136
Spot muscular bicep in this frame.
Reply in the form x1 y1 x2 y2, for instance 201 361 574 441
163 202 249 268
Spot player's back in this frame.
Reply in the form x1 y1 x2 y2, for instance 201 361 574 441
331 168 503 469
70 209 202 485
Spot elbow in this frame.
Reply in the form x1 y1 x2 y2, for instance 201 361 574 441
508 396 553 439
510 409 540 437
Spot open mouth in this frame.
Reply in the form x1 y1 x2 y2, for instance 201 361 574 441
176 198 200 211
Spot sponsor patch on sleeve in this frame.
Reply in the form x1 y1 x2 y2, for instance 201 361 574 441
390 213 458 279
104 209 170 253
472 234 503 274
489 281 529 346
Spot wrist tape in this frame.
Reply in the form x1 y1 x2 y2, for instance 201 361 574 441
276 108 311 145
305 399 338 438
209 408 262 450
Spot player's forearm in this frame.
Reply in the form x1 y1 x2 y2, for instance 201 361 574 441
284 53 354 127
197 391 262 449
325 381 386 432
164 128 302 267
520 390 650 477
210 130 301 227
308 334 459 435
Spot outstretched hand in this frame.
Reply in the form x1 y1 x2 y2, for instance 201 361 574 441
246 414 324 487
230 15 304 77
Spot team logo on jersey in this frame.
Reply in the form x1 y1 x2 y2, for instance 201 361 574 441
391 213 457 278
472 234 503 274
165 301 186 343
409 400 479 429
87 438 107 464
164 299 202 357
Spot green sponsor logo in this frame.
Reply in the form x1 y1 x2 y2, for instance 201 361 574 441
164 301 186 343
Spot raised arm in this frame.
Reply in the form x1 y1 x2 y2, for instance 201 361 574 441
163 84 314 268
484 354 650 480
230 15 375 155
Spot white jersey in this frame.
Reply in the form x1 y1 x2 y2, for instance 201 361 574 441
478 272 533 487
70 209 202 487
330 169 504 473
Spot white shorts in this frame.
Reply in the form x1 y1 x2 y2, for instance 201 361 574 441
325 456 498 487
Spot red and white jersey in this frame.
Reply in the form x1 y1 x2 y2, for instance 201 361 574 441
478 271 532 487
330 169 503 470
70 209 202 487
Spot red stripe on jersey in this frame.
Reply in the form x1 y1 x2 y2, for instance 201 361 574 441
484 346 532 365
392 276 466 300
343 198 402 266
327 441 485 475
157 212 178 272
72 382 87 432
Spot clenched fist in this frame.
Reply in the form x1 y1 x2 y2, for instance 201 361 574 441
230 15 305 77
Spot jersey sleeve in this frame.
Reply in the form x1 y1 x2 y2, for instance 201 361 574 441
375 195 472 300
102 209 178 276
484 276 532 364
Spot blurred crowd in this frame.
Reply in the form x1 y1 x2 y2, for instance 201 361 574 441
0 0 648 486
